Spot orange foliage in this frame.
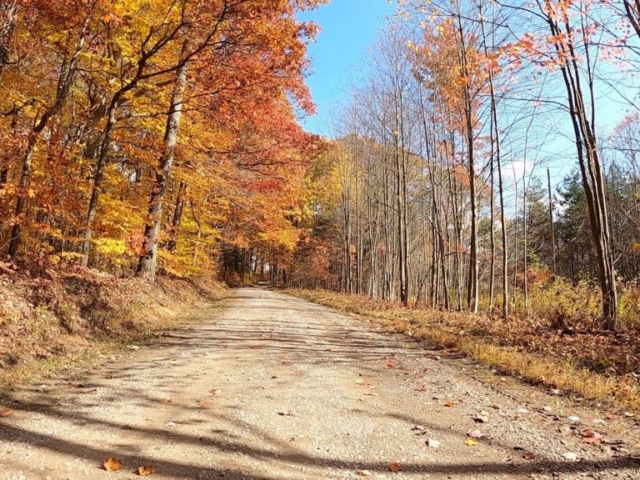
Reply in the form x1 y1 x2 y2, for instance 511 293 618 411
0 0 328 277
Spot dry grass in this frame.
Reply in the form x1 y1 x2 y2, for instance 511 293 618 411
0 270 226 390
287 288 640 412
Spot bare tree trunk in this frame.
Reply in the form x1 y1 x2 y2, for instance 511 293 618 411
523 175 529 315
190 200 202 267
496 114 508 319
394 129 409 306
479 2 509 318
0 0 17 75
138 50 189 281
622 0 640 38
341 183 353 294
488 120 496 312
543 7 618 328
8 135 36 257
166 181 187 252
456 13 478 313
513 180 518 309
447 139 463 311
547 167 557 275
81 99 118 267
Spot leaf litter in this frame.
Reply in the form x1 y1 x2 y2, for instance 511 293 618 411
103 457 122 472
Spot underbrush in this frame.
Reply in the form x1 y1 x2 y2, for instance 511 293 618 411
0 268 226 388
287 286 640 412
504 276 640 330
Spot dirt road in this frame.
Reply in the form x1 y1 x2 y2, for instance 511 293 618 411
1 288 639 479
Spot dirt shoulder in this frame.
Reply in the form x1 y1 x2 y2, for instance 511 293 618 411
286 289 640 412
1 288 640 479
0 270 226 389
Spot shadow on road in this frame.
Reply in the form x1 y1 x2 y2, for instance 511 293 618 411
2 288 639 478
1 409 639 478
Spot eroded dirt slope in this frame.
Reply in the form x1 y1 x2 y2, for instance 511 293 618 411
1 288 639 479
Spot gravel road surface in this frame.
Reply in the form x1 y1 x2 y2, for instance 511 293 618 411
1 288 639 479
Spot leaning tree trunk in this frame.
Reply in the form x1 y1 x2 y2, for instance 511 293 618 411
166 181 187 252
137 53 189 282
545 9 618 329
81 100 118 267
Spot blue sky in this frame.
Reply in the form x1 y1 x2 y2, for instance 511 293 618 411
296 1 635 195
298 0 394 136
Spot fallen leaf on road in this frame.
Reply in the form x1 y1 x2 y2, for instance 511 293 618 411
523 452 536 461
465 439 478 447
363 392 378 396
137 465 155 476
198 401 208 408
443 401 456 407
209 388 220 395
103 457 122 472
0 408 12 417
582 430 603 444
389 462 403 472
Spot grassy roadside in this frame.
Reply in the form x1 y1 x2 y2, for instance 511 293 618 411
286 288 640 412
0 270 227 391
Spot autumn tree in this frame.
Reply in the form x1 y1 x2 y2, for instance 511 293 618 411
0 0 326 282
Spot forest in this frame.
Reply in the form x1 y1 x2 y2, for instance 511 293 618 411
281 0 640 399
0 0 326 283
287 0 640 330
2 1 640 401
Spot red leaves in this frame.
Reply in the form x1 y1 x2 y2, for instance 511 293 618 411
581 430 603 445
